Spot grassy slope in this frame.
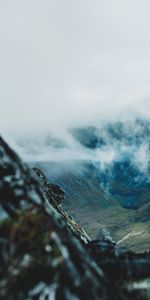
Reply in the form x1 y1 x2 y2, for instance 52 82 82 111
68 205 150 252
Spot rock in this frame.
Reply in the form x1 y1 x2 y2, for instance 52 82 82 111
32 167 65 205
32 166 91 244
0 137 44 218
87 236 116 259
0 137 104 299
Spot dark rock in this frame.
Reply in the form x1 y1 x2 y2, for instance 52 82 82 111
0 137 104 299
32 167 65 205
87 233 116 259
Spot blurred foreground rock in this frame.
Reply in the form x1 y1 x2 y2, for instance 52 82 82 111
0 136 150 299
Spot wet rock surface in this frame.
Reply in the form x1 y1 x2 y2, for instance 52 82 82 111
0 136 150 299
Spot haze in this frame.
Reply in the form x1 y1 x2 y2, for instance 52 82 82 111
0 0 150 158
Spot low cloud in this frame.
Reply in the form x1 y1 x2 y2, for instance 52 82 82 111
0 0 150 177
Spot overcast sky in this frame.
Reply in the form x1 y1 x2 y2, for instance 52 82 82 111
0 0 150 139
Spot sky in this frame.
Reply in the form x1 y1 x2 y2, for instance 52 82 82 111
0 0 150 161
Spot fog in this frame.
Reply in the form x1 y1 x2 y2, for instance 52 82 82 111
0 0 150 165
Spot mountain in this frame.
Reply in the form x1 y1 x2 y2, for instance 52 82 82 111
28 118 150 210
70 119 150 150
30 160 150 252
32 161 118 210
70 119 150 209
1 136 150 299
28 118 150 251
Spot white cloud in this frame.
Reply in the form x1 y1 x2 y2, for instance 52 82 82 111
133 143 150 173
0 0 150 160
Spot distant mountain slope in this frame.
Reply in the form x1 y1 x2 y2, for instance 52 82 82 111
98 159 150 209
70 120 150 209
32 158 150 210
70 119 150 149
31 161 118 210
